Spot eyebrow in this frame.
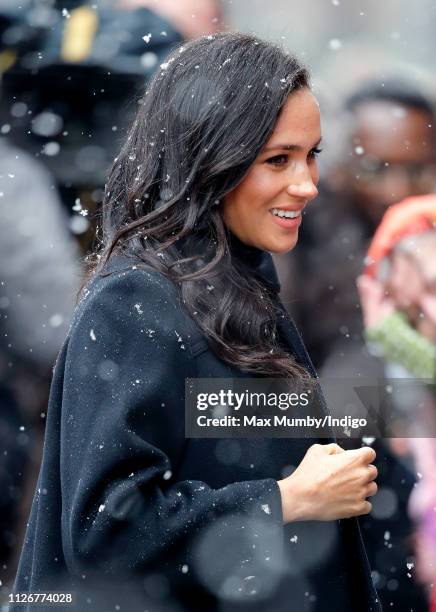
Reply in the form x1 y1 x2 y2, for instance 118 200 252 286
262 137 322 153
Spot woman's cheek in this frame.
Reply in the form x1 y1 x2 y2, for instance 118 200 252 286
253 169 285 204
311 163 320 186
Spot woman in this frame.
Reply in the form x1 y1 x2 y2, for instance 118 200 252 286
13 33 380 611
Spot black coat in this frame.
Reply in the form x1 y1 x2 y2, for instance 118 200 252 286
13 239 382 612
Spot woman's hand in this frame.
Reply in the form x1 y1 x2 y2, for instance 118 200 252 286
277 443 378 523
357 274 395 328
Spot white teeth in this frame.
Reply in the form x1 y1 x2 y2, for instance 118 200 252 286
271 208 301 219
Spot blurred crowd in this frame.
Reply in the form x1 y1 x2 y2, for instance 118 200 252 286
274 72 436 610
0 1 435 611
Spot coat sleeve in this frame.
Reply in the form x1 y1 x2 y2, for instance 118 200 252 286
60 267 284 585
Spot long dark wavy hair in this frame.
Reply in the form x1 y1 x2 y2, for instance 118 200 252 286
91 32 311 378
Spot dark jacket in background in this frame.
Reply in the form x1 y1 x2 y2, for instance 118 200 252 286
13 239 382 612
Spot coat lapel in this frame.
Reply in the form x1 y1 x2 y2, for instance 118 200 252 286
274 300 317 376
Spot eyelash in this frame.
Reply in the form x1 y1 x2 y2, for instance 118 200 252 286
266 148 323 166
309 147 323 159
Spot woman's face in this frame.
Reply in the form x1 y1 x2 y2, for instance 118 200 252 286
222 88 321 253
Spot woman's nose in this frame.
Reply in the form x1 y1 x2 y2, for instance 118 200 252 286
286 180 318 201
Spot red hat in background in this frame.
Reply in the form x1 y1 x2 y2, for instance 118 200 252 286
364 194 436 278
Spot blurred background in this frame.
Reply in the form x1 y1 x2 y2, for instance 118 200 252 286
0 1 435 610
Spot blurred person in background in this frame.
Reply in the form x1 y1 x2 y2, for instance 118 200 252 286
358 195 436 609
274 79 436 611
359 195 436 378
0 135 81 586
116 0 222 39
0 0 222 250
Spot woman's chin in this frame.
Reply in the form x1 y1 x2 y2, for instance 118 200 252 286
264 231 299 254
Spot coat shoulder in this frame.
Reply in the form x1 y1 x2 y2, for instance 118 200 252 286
69 256 204 356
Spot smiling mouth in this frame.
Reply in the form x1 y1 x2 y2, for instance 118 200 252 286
270 208 302 219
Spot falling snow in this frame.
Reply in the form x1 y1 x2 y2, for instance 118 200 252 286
328 39 342 51
134 303 143 315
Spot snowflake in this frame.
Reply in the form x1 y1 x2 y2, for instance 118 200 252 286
328 38 342 51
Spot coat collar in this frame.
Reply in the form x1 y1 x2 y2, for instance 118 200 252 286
226 231 281 294
274 300 317 376
171 230 281 294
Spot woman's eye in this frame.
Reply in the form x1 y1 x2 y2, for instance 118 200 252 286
266 154 288 166
308 147 323 160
